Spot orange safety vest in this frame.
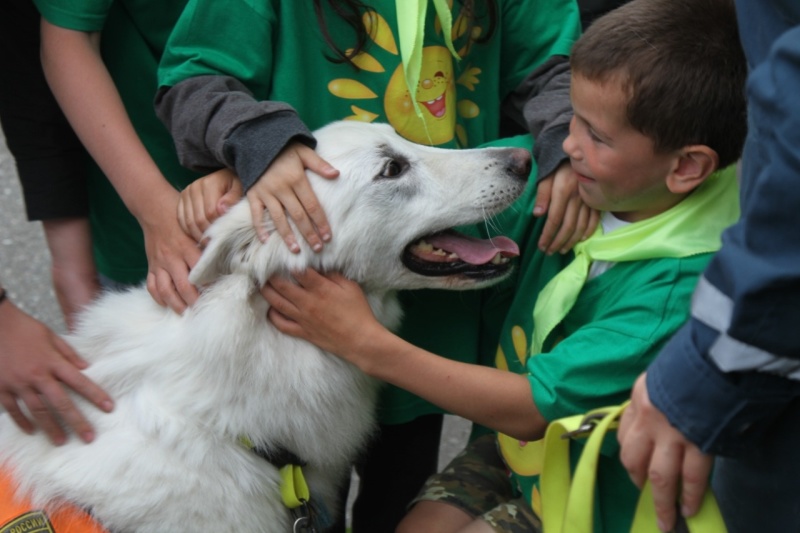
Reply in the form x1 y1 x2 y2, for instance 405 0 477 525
0 468 108 533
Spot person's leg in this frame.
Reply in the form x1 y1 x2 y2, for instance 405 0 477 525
713 397 800 533
400 498 541 533
350 414 444 531
398 434 530 533
399 500 476 533
0 0 93 330
43 218 99 330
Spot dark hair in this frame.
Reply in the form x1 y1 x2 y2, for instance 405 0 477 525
312 0 498 68
570 0 747 168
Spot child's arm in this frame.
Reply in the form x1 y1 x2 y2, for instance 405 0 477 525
156 77 339 254
262 270 548 441
39 21 199 313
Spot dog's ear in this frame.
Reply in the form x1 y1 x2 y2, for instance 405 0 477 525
189 201 264 287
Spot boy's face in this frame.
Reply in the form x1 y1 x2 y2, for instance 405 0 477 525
563 74 683 222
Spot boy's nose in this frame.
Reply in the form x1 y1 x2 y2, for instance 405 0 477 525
562 117 581 161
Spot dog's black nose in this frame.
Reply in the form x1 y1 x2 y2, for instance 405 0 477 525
505 148 532 181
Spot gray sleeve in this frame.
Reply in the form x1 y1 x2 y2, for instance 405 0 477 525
501 55 572 182
155 75 316 190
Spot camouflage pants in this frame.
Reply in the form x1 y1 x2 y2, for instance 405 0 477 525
412 434 543 532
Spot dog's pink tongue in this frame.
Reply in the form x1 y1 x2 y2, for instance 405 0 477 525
428 233 520 265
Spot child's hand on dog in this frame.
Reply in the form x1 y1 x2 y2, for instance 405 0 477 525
178 169 243 244
263 270 387 369
533 161 600 255
248 142 339 253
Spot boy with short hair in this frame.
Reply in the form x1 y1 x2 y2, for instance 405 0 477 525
262 0 747 530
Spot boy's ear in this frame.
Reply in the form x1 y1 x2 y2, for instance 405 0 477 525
667 146 719 194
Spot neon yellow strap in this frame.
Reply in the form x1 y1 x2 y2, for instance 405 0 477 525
280 464 310 509
631 482 728 533
540 412 585 532
539 403 728 533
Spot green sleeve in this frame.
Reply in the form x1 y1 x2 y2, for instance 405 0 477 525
157 0 277 97
33 0 111 31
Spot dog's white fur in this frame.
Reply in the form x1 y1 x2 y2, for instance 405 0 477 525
0 122 529 532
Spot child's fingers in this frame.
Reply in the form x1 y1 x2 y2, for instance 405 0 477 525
559 204 590 254
177 196 191 238
292 180 331 246
533 176 553 217
247 194 272 245
275 191 322 252
262 279 301 318
149 268 187 314
0 392 36 435
218 179 243 215
52 334 88 369
538 192 567 253
18 388 67 446
201 181 223 227
585 209 601 240
547 199 578 254
37 376 96 443
55 358 114 415
179 193 204 243
146 271 167 308
302 149 340 180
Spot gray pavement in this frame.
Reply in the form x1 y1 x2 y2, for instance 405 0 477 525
0 129 66 332
0 127 471 513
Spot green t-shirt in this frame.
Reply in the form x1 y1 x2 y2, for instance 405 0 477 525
34 0 202 284
497 253 712 532
159 0 579 149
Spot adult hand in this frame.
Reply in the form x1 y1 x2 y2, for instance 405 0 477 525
0 298 113 445
262 270 381 362
618 373 714 532
247 142 338 253
177 169 243 244
534 161 600 254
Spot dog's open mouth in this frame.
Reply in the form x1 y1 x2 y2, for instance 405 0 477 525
402 229 520 279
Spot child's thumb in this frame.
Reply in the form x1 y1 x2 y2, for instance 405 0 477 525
218 183 243 215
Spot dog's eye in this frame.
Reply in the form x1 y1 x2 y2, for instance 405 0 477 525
380 160 405 178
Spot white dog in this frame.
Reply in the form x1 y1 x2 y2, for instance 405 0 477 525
0 122 530 532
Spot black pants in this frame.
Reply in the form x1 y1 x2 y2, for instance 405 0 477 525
0 0 88 221
329 414 445 532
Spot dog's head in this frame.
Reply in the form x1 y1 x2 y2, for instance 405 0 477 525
190 121 530 293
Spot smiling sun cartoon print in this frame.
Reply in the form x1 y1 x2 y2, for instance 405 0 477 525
327 8 483 147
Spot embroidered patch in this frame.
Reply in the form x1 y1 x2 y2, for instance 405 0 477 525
0 511 55 533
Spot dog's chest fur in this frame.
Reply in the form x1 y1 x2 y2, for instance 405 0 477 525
0 274 395 532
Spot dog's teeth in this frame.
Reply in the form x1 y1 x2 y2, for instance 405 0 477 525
448 253 459 260
491 253 510 265
417 241 434 252
433 249 447 256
